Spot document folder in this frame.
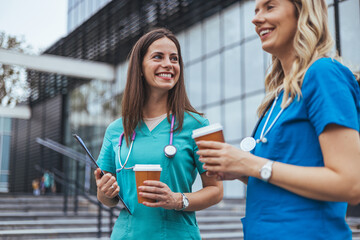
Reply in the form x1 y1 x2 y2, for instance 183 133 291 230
73 134 132 215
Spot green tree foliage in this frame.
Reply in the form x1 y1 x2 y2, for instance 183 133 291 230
0 32 31 107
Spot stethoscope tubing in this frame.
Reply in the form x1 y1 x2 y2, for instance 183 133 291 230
116 114 176 172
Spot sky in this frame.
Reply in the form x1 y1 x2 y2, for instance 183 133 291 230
0 0 68 54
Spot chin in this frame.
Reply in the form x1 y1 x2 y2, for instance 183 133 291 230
261 44 275 55
158 84 176 91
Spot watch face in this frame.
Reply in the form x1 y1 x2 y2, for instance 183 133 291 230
261 168 271 180
183 196 189 207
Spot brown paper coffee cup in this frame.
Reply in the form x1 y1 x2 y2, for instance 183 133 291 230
133 164 162 203
192 123 225 149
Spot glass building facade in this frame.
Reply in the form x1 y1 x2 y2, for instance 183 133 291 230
64 0 360 198
67 0 112 33
0 117 11 192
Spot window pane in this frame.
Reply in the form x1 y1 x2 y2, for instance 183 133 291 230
224 45 241 98
115 61 128 94
244 93 265 137
327 5 335 40
205 54 221 104
204 13 220 54
0 174 7 183
223 2 241 47
4 118 11 133
224 99 242 142
186 62 203 108
340 0 360 67
1 136 10 170
176 32 187 63
188 23 202 61
244 39 265 94
204 105 221 125
243 0 256 39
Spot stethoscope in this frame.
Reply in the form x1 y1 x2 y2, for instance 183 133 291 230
116 114 177 173
240 95 291 152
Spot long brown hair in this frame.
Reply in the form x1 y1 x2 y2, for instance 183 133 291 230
122 28 201 146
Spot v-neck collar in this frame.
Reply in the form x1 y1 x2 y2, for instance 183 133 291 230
139 114 173 136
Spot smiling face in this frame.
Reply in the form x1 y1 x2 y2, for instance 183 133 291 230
252 0 298 58
142 37 180 95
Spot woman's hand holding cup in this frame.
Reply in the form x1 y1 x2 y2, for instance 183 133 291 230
138 180 182 210
196 137 252 181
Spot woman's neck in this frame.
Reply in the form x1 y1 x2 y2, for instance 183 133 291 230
278 52 296 78
143 91 168 118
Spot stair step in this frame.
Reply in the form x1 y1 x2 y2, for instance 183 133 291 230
0 205 89 212
0 211 117 221
0 227 111 240
199 223 243 232
0 219 114 230
197 216 242 223
201 231 244 240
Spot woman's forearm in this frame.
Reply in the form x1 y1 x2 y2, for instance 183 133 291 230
267 160 360 204
184 174 223 211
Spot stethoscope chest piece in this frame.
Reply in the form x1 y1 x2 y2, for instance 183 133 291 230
164 144 177 158
240 137 257 152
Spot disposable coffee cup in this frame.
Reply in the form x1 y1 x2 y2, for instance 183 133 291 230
192 123 225 149
133 164 162 203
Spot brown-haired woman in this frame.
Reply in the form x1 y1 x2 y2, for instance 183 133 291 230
94 28 223 239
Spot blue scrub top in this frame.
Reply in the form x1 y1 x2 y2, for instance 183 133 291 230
97 112 209 239
243 58 360 240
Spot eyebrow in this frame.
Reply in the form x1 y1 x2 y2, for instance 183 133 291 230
255 0 272 13
150 51 178 56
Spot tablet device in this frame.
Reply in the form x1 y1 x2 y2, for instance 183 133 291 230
73 134 132 215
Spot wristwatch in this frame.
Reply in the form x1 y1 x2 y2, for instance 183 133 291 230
176 193 189 211
259 160 274 182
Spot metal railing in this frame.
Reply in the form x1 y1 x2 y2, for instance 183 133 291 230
35 137 122 238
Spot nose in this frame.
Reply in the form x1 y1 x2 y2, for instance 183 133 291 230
252 12 265 27
161 57 172 69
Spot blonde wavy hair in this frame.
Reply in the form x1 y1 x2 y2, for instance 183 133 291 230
257 0 333 116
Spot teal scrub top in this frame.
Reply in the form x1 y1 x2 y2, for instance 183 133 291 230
243 58 360 240
97 112 209 239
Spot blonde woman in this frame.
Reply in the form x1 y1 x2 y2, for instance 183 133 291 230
197 0 360 239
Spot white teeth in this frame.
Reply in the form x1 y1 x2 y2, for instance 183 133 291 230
158 73 172 78
260 29 272 36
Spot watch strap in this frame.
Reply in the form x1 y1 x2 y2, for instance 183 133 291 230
175 193 189 211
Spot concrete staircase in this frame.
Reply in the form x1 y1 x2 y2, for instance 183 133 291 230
0 194 245 240
0 194 114 239
0 194 359 239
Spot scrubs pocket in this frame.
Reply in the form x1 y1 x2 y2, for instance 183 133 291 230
165 221 201 240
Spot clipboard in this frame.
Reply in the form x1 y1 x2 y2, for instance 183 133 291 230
72 134 132 215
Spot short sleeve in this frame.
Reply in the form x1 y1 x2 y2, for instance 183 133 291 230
97 128 116 174
193 118 210 175
302 58 360 136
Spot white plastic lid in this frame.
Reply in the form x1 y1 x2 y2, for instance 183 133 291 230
192 123 223 139
133 164 162 171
